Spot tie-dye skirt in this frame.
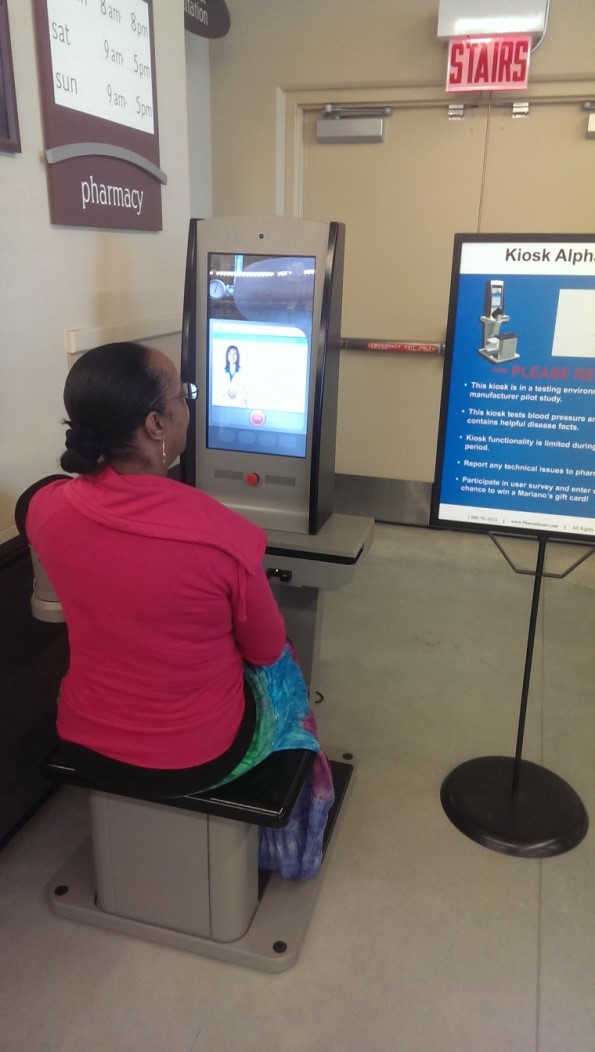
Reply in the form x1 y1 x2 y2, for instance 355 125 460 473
216 644 335 881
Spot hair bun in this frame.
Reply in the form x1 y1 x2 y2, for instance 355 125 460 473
65 423 106 462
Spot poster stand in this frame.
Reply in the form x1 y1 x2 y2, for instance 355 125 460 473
440 536 592 858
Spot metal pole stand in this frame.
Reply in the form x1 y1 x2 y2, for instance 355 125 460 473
440 536 592 858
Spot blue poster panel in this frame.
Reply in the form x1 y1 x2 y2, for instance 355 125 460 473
431 234 595 541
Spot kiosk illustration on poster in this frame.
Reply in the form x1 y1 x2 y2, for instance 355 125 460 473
477 279 520 363
432 234 595 541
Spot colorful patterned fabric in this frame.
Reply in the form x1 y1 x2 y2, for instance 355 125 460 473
216 644 335 880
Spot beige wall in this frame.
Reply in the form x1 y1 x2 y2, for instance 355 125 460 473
0 2 198 543
208 0 595 483
210 0 595 217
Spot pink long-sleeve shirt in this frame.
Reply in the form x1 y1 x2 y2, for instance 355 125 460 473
27 467 286 768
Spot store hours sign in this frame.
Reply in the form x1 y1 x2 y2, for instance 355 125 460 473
33 0 165 230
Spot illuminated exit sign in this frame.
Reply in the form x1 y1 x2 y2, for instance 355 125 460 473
446 34 531 92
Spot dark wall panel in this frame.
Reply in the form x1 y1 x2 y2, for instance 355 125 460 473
0 539 69 848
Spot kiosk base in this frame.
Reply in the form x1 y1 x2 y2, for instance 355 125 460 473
477 346 520 363
441 756 588 859
46 757 353 972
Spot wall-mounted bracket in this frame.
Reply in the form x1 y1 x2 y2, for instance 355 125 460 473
321 104 392 120
317 105 392 144
512 102 530 119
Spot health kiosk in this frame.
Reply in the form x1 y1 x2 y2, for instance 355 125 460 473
25 217 374 972
180 216 374 692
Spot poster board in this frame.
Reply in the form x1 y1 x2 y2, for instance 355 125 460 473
431 234 595 541
33 0 164 230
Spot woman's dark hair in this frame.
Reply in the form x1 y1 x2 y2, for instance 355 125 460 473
225 345 240 370
60 342 168 475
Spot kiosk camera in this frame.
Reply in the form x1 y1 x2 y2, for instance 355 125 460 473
181 216 345 535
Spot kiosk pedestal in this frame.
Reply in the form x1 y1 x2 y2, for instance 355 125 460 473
263 514 374 695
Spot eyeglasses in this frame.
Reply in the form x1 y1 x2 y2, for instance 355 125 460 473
182 382 198 401
168 382 198 404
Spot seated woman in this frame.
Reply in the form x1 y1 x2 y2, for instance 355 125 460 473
26 342 333 880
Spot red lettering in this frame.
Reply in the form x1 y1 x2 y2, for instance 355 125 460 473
467 41 478 80
447 34 531 91
511 365 570 380
474 43 490 83
449 41 465 84
491 40 500 80
498 40 514 81
512 39 529 82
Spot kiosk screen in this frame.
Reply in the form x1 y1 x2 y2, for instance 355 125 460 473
206 253 316 458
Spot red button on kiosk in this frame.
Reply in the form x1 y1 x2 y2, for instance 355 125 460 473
246 472 260 487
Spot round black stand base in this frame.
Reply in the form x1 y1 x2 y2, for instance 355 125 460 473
441 756 589 858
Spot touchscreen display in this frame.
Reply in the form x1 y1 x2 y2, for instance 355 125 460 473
206 253 316 458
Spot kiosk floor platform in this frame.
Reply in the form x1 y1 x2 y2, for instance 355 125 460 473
45 754 354 973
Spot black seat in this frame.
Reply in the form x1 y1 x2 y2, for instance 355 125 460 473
42 744 316 828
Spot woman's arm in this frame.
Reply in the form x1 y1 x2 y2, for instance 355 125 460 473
232 566 287 666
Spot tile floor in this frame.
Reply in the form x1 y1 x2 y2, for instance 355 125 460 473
0 524 593 1052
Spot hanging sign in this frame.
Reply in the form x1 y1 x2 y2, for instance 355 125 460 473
446 34 531 93
184 0 230 39
33 0 165 231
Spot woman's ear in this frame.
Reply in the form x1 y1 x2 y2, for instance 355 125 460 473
143 410 165 442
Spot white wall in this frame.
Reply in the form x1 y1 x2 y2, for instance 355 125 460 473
0 2 210 543
185 32 213 220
